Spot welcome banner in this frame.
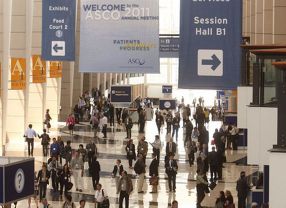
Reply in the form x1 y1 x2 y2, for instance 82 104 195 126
32 55 46 83
50 61 63 78
11 58 26 90
79 0 159 73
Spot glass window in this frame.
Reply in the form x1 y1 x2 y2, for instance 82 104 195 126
159 0 180 34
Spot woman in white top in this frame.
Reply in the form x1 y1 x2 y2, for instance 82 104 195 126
94 183 108 208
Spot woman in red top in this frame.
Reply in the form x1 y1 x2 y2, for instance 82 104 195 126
66 114 75 135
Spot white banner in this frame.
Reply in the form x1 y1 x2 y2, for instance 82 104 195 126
79 0 160 73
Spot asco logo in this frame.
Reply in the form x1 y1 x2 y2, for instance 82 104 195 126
128 58 145 66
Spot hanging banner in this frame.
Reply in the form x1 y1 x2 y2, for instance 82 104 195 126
79 0 160 73
179 0 242 89
32 55 46 83
42 0 76 61
49 61 63 78
11 58 26 90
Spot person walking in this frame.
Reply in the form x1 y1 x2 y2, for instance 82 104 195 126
151 135 161 164
166 137 177 159
236 171 250 208
94 184 109 208
50 138 60 159
172 113 180 140
125 139 136 169
185 119 193 146
149 153 159 193
86 139 97 172
24 124 37 156
62 194 76 208
58 164 71 197
196 171 208 208
38 129 50 157
28 171 39 208
44 109 52 133
48 156 61 192
66 114 76 135
165 153 178 192
118 171 133 208
208 146 219 181
90 155 101 190
112 159 124 194
125 117 133 139
155 111 164 134
37 164 50 201
70 151 84 192
137 137 148 164
99 114 108 138
134 154 146 193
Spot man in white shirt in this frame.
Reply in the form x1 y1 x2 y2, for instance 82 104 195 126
99 114 108 138
24 124 37 156
94 184 108 207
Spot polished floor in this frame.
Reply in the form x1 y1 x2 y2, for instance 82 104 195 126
5 117 257 208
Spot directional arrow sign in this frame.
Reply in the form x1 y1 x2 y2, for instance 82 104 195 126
198 49 223 77
53 44 63 53
51 41 65 56
202 54 221 71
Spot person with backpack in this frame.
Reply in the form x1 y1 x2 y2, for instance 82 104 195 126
62 194 76 208
134 154 146 193
38 129 50 157
94 184 109 208
118 171 133 208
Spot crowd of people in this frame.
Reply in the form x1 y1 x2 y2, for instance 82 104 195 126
19 92 268 208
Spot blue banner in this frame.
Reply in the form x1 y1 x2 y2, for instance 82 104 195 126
79 0 159 73
162 85 173 94
159 99 176 110
179 0 242 89
110 86 132 103
42 0 76 61
4 160 34 203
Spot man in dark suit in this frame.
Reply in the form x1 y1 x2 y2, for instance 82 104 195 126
166 137 177 160
112 159 124 193
208 146 219 181
90 155 101 190
165 154 178 192
37 164 50 200
149 153 159 193
236 171 250 208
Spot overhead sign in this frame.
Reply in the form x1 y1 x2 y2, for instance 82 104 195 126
50 61 63 78
0 158 34 205
79 0 160 73
162 85 172 94
32 55 46 83
11 58 26 90
42 0 76 61
179 0 242 89
159 37 179 58
159 99 176 110
110 85 132 103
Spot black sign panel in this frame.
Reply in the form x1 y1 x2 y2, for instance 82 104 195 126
4 160 34 203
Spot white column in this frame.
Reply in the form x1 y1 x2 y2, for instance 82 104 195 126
1 0 12 155
269 151 286 207
25 0 33 128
